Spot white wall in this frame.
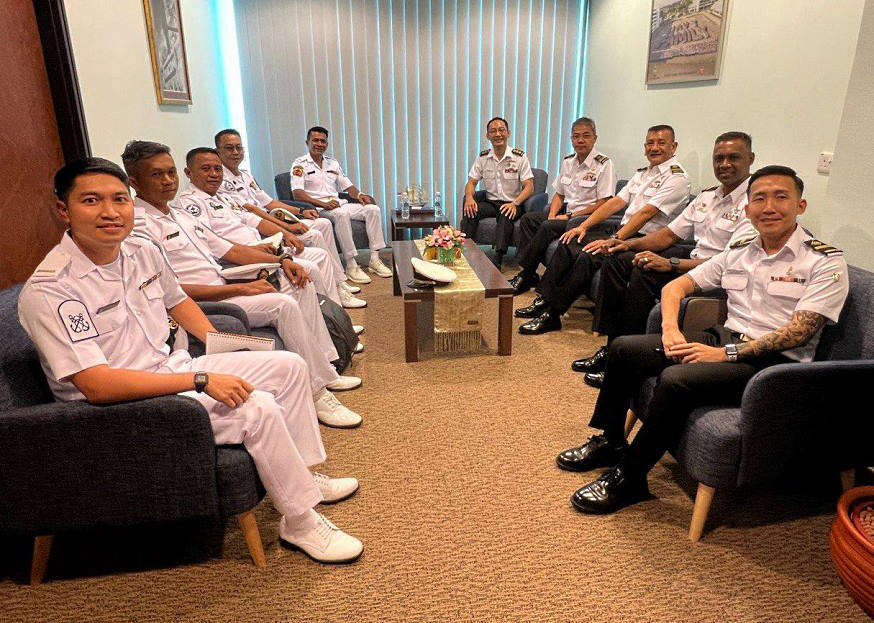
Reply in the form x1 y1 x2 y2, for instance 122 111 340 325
64 0 228 181
585 0 871 267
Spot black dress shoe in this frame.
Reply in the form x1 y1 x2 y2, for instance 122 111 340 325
519 310 562 335
584 372 605 388
556 435 628 472
509 271 540 295
514 296 548 318
571 346 608 373
571 466 652 514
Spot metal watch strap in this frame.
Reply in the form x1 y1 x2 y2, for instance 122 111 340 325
724 343 738 362
194 371 209 393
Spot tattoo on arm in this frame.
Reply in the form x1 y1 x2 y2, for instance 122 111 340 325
736 311 826 359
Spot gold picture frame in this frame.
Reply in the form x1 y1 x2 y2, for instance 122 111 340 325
143 0 192 105
646 0 729 85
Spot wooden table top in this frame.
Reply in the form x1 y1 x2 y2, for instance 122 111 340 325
391 239 513 301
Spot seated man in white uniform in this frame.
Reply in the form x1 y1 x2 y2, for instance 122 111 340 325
171 147 363 309
120 143 364 429
290 126 391 284
212 129 365 309
18 158 363 563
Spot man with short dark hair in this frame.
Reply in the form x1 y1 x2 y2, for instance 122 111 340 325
19 157 364 563
557 165 849 515
508 117 615 294
212 129 365 308
291 126 390 284
573 131 756 385
516 125 690 335
460 116 535 267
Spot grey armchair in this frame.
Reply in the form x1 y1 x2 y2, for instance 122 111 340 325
632 264 874 541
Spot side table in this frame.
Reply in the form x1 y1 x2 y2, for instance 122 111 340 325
390 211 450 241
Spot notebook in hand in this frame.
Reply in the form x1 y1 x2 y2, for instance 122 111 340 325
205 331 276 355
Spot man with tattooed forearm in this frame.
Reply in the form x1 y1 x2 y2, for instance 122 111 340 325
553 165 849 515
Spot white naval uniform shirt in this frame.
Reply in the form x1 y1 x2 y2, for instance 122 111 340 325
687 225 849 362
171 187 262 245
667 177 755 259
617 156 691 235
219 165 273 209
289 153 354 202
132 197 231 286
553 150 617 212
467 147 534 203
18 234 188 401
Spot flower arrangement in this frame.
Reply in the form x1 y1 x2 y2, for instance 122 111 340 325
423 226 466 265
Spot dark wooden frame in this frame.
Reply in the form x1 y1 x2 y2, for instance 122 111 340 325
31 0 90 161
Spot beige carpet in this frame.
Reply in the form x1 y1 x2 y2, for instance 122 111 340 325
1 258 868 622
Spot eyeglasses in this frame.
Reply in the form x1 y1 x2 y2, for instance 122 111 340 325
221 145 245 153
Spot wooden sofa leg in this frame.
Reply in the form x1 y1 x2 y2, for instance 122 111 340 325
840 468 856 492
624 410 637 439
30 535 53 585
688 483 716 542
236 511 267 569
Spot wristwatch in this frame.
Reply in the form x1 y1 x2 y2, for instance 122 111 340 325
670 257 681 272
724 343 738 362
194 371 209 393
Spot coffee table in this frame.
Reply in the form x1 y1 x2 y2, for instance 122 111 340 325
390 211 450 241
391 239 513 362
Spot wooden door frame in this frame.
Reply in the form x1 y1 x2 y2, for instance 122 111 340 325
31 0 90 162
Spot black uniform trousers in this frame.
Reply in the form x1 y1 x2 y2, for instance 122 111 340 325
591 245 691 338
591 333 793 477
460 198 521 254
515 212 587 273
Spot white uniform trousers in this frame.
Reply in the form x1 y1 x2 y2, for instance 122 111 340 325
320 202 386 261
167 349 325 517
299 217 346 282
225 283 340 393
290 246 341 304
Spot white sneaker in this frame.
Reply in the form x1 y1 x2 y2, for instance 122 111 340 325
312 471 359 503
340 281 361 294
368 257 393 277
346 263 371 284
279 513 364 563
326 375 362 391
339 287 367 308
314 389 362 428
353 325 365 336
354 341 364 354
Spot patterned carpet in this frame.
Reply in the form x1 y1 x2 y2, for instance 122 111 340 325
0 256 868 622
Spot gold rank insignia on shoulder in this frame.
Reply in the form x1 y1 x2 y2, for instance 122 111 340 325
511 148 524 156
730 234 758 249
480 149 490 157
702 185 718 192
139 271 162 290
250 181 259 189
565 153 576 160
291 166 304 177
593 154 609 164
804 239 843 256
670 164 684 174
637 166 647 171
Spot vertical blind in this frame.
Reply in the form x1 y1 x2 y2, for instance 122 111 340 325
234 0 588 225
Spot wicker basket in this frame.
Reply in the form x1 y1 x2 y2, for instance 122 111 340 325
830 486 874 618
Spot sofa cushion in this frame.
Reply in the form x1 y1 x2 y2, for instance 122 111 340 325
0 284 54 410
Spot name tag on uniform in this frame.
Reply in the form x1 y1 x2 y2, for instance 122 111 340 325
96 300 120 314
139 271 162 290
209 202 224 210
165 231 180 240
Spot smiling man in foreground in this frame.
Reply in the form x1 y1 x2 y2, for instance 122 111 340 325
555 165 849 515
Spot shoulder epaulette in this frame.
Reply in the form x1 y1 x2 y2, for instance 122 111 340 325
593 154 609 164
637 166 647 171
565 153 576 160
670 164 685 175
805 239 843 256
31 248 70 281
511 148 524 156
479 149 490 157
702 185 718 192
729 234 758 249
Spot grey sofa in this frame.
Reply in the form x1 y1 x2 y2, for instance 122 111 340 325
465 168 550 248
274 171 371 251
632 264 874 540
0 284 269 583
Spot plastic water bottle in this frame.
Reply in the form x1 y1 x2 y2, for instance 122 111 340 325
433 191 443 218
401 197 410 220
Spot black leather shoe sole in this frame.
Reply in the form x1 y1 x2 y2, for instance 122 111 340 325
570 484 652 515
571 348 608 373
583 372 604 388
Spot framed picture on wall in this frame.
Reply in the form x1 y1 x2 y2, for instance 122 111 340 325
646 0 729 85
142 0 192 104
